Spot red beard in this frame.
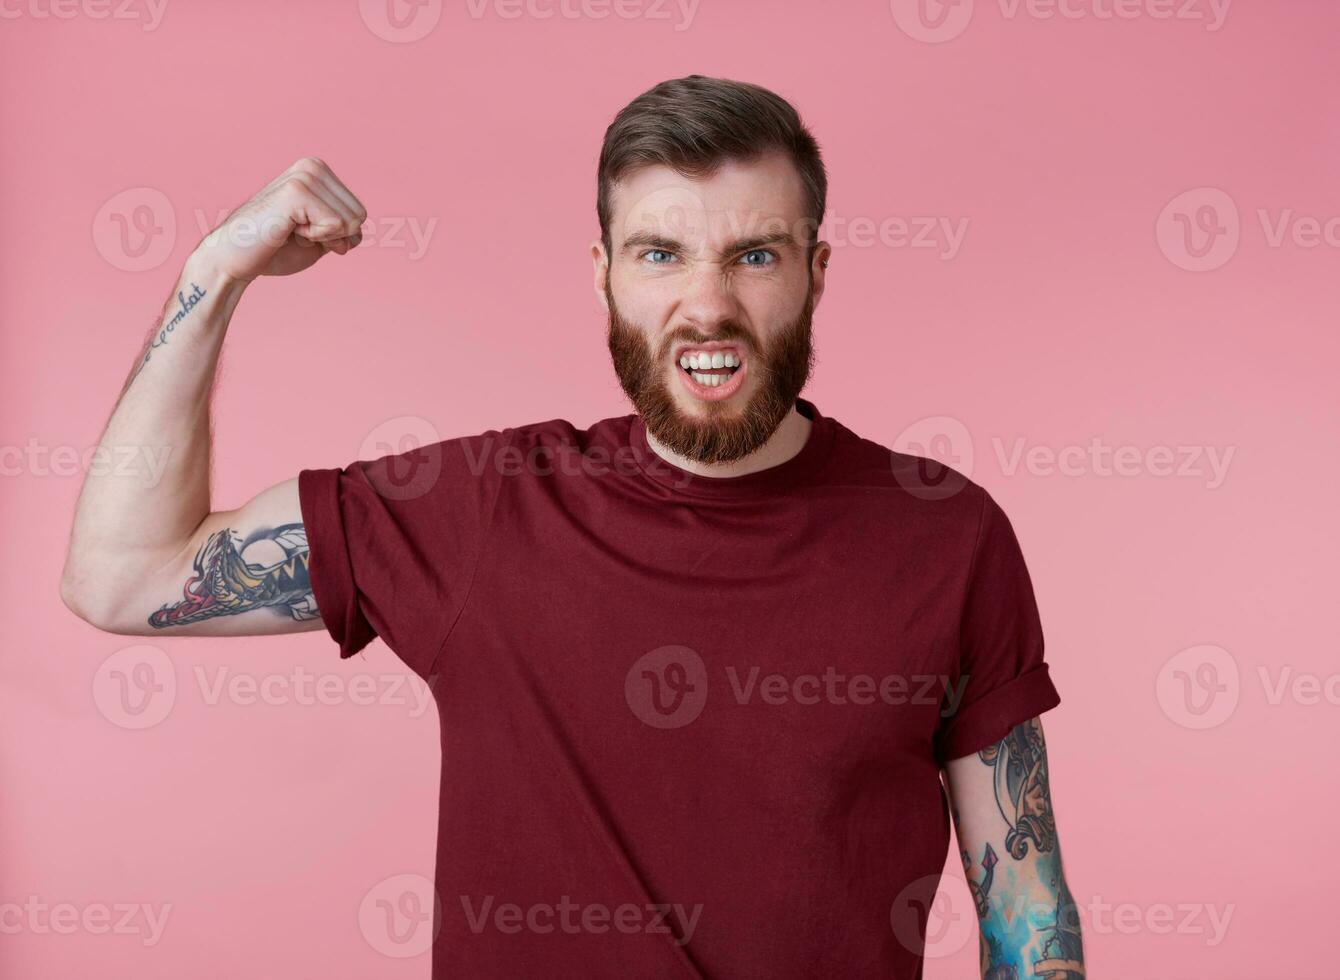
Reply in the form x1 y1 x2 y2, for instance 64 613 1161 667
605 278 815 465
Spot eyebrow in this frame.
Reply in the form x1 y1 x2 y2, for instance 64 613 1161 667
620 230 798 256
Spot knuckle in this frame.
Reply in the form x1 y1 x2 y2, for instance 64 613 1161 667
278 174 313 198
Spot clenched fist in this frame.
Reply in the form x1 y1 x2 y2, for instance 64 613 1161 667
192 157 368 283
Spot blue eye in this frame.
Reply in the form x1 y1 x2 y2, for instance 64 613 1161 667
643 249 674 264
739 249 775 266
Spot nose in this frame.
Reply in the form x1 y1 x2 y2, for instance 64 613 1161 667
676 261 741 336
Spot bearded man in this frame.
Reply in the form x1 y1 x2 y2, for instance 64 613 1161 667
62 74 1083 980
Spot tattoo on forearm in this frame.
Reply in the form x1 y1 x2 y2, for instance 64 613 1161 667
963 839 998 919
149 523 318 628
965 719 1085 979
131 282 208 381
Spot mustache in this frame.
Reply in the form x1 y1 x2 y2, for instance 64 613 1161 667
655 325 757 359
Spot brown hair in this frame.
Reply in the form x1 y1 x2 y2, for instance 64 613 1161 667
597 74 827 262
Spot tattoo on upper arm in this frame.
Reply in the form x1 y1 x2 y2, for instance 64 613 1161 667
149 523 318 628
961 718 1085 979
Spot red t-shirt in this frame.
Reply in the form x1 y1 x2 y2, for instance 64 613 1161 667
297 397 1060 978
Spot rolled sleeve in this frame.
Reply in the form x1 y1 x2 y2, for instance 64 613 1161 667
934 663 1060 762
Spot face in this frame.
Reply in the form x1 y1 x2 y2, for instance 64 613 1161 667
593 152 830 464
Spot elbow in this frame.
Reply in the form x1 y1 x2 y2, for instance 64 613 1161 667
59 562 132 634
59 571 103 630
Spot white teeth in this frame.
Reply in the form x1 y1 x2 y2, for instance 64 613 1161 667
680 349 741 370
691 371 723 387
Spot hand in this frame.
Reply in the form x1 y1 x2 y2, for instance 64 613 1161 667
192 157 368 284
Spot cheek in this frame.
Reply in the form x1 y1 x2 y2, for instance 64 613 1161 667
614 282 676 330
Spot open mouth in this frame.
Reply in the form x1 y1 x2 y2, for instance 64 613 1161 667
675 344 747 401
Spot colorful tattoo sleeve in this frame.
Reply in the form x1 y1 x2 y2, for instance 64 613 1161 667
958 717 1085 980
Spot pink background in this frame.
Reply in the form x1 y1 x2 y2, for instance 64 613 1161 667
2 1 1337 976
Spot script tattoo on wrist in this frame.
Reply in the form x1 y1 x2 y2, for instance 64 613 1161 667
132 282 207 380
149 523 318 628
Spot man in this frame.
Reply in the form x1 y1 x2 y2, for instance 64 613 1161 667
61 75 1084 978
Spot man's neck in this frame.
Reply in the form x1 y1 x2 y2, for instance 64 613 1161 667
644 404 813 479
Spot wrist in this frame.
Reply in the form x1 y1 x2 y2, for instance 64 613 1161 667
180 248 250 305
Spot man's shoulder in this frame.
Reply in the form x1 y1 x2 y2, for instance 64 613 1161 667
498 411 635 450
428 410 637 474
818 414 1029 572
824 415 987 509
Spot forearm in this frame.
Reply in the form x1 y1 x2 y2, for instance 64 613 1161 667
946 717 1086 979
970 843 1084 979
62 251 246 615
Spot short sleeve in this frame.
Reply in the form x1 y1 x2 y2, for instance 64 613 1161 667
933 489 1061 764
297 427 511 679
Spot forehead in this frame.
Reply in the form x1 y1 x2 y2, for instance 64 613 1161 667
608 151 808 248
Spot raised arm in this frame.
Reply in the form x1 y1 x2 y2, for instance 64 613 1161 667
944 716 1086 980
60 158 367 636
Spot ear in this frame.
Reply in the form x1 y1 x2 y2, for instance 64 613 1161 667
810 240 833 308
591 239 610 312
